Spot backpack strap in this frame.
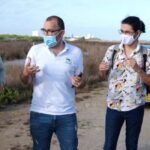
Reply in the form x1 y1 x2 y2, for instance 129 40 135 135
141 45 147 72
111 44 120 68
143 54 147 72
140 45 150 95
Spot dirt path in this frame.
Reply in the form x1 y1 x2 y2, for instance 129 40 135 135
0 82 150 150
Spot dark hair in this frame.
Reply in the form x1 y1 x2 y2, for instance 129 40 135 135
46 15 65 30
121 16 145 33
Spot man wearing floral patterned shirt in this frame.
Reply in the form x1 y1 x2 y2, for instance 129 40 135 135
99 16 150 150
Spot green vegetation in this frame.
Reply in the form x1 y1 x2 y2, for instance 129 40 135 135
0 36 149 107
0 63 33 107
0 37 115 106
0 34 43 61
0 34 42 42
0 87 19 105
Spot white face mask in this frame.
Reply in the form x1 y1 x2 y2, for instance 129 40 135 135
121 34 136 45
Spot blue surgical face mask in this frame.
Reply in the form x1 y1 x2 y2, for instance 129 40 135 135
43 35 57 48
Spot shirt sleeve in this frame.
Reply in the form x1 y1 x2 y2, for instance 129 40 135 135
146 48 150 74
0 56 5 85
74 48 84 76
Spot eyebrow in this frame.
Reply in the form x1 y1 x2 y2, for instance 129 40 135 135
41 28 61 31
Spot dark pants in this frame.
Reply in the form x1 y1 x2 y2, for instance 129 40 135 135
104 105 144 150
30 112 78 150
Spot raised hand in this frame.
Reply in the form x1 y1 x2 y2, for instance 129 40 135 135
71 76 82 88
125 58 140 72
99 61 110 71
23 57 40 77
99 61 110 80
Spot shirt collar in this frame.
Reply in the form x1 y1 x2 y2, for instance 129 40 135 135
57 41 69 56
119 42 141 53
45 41 69 56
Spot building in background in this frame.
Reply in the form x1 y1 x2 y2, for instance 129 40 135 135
32 30 39 37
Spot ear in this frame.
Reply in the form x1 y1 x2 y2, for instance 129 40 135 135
135 30 141 39
60 30 65 38
137 30 141 36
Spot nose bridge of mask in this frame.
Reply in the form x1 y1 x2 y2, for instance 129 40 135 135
121 33 133 38
43 30 62 48
121 34 134 41
50 31 61 40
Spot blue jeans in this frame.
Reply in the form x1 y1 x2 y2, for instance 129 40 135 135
104 105 144 150
30 112 78 150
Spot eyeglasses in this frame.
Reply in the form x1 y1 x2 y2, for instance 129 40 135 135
119 29 135 35
40 28 61 35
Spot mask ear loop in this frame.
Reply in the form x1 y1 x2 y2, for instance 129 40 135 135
56 30 64 43
137 30 141 36
134 30 141 41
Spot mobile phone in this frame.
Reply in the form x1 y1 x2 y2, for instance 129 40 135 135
72 72 83 88
77 72 83 77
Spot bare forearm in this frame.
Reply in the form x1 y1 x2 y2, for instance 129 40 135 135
137 69 150 86
20 71 30 84
99 70 108 80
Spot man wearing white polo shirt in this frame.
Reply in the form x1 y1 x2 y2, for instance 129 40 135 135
20 15 84 150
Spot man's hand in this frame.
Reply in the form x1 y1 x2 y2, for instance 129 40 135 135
21 57 40 84
23 57 40 77
71 76 82 88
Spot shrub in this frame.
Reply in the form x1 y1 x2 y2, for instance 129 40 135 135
0 40 136 106
0 86 19 106
0 40 111 106
1 63 33 106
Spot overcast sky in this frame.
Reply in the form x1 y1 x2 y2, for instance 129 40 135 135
0 0 150 40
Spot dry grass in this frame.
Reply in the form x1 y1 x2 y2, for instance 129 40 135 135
5 64 23 88
70 41 118 88
5 64 32 102
2 40 118 103
1 39 150 105
0 41 33 60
